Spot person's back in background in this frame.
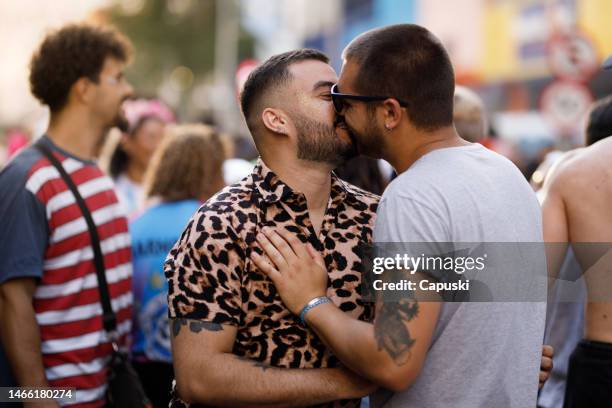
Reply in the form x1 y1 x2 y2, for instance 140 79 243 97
130 124 225 408
539 94 612 408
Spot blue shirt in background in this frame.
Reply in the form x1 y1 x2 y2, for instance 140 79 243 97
130 199 201 363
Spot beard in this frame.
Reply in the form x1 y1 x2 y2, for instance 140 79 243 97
293 113 356 166
343 109 384 158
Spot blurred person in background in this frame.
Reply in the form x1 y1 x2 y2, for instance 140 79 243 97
585 95 612 147
0 129 32 169
108 98 174 216
453 85 487 143
538 94 612 408
541 140 612 408
534 95 612 192
5 129 32 161
218 133 254 185
130 124 225 408
0 23 134 406
541 59 612 408
453 86 531 181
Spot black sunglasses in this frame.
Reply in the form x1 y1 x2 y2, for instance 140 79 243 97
330 84 408 114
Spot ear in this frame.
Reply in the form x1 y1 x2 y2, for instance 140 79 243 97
72 77 95 105
381 98 404 131
261 108 290 136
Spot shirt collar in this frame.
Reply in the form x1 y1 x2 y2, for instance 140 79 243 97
251 158 349 204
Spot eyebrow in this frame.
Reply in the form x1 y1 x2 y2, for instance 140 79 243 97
312 80 335 91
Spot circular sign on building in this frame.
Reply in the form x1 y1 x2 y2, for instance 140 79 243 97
540 79 594 132
547 32 599 82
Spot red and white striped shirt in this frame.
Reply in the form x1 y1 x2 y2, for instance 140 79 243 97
0 136 132 407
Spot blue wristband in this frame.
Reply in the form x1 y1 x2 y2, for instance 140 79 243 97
299 296 331 324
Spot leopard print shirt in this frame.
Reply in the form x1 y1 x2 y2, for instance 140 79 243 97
165 159 379 407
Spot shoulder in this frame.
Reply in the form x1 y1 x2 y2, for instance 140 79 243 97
203 179 255 213
182 180 256 241
0 146 43 187
545 145 602 196
0 146 46 204
129 205 159 230
378 173 417 205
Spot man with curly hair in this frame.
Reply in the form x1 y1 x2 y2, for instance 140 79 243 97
0 23 134 407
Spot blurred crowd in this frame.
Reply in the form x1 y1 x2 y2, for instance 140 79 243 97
0 20 611 408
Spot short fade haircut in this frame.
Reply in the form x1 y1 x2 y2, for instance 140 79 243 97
240 49 329 140
586 95 612 146
29 23 132 112
343 24 455 130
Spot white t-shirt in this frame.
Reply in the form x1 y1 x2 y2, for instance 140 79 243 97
371 144 546 408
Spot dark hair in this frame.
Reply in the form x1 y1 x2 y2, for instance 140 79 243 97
29 24 132 112
108 115 160 179
343 24 455 130
240 49 329 140
108 145 129 180
586 95 612 146
334 156 387 195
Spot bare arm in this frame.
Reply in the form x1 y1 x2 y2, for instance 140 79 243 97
171 318 374 406
252 228 440 391
303 295 440 391
0 278 58 408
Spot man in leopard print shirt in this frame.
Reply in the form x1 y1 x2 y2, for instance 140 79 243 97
164 49 378 407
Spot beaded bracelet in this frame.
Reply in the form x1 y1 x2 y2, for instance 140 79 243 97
299 296 331 324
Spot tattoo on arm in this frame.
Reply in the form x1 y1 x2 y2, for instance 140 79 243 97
374 298 419 366
171 318 224 337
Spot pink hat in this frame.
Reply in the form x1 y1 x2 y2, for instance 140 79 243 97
123 99 175 133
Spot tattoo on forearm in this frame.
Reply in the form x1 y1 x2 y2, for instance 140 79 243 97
374 298 419 366
171 318 223 337
235 355 272 372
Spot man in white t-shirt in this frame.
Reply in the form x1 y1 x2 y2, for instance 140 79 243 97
252 24 548 408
